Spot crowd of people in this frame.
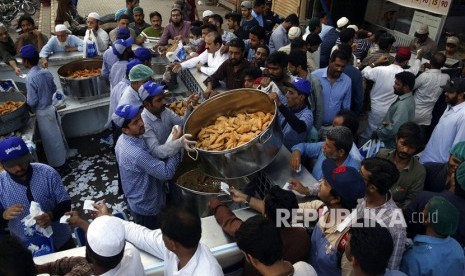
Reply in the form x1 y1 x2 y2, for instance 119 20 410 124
1 0 465 275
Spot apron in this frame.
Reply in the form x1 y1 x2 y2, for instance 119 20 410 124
36 106 68 167
310 224 342 276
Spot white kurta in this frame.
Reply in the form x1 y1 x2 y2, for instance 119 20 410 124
100 243 145 276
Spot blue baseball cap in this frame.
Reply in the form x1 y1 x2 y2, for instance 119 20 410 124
138 80 166 101
0 136 30 162
126 59 143 74
20 44 39 59
116 27 131 40
112 38 134 58
284 77 311 96
322 159 365 202
134 48 152 62
111 104 142 128
115 8 127 21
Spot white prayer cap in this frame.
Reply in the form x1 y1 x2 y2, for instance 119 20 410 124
202 10 213 18
87 216 125 257
55 24 71 34
88 12 101 21
337 17 349 28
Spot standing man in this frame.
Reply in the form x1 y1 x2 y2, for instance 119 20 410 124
338 43 363 116
0 137 73 251
21 45 70 174
83 12 109 57
129 7 150 37
244 25 265 61
113 104 182 229
15 15 48 54
420 78 465 164
136 12 164 44
409 24 437 59
240 1 259 38
109 38 134 88
39 24 83 68
124 0 139 23
268 14 299 53
118 64 154 106
208 14 236 44
156 8 191 50
320 16 348 68
312 50 351 130
225 12 247 40
372 71 416 149
262 0 282 42
109 14 137 44
251 0 266 27
102 27 131 80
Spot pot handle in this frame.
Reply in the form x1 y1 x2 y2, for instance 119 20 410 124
187 146 198 161
259 127 272 144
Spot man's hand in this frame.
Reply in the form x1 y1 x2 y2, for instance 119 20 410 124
34 212 52 228
229 187 248 204
181 134 196 152
90 199 111 218
2 204 24 220
195 62 202 72
186 93 200 110
288 178 310 196
289 150 301 171
204 88 218 99
220 45 229 55
268 92 282 107
416 48 424 60
65 210 83 227
259 76 272 88
65 46 77 52
41 57 48 68
14 67 23 76
172 63 182 73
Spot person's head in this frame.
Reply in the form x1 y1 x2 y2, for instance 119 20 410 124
170 8 183 25
202 10 214 23
441 78 465 107
306 33 322 53
328 50 349 79
339 28 355 45
448 142 465 176
85 216 127 273
455 162 465 197
208 14 223 32
445 36 460 55
283 77 310 109
283 14 299 30
263 185 298 223
235 215 283 268
240 1 253 18
54 24 71 44
112 104 144 136
87 12 101 30
160 206 202 252
394 47 411 66
288 26 301 41
201 23 217 39
243 67 262 88
129 64 154 90
336 16 349 30
0 23 9 43
307 17 321 34
289 37 305 52
393 71 415 95
430 52 446 69
318 11 328 25
322 126 353 160
20 44 40 68
345 220 394 275
395 122 423 159
227 38 245 65
117 14 131 29
0 136 32 179
126 0 139 9
253 44 269 67
361 158 399 196
320 159 366 209
134 47 152 66
133 7 144 25
265 51 288 81
112 37 134 61
288 49 307 75
139 80 167 115
337 43 353 64
205 31 222 54
264 0 272 13
253 0 266 14
378 33 396 52
414 24 429 43
423 196 459 237
0 236 37 276
149 11 162 29
332 110 359 138
249 25 265 49
225 12 241 30
18 15 35 33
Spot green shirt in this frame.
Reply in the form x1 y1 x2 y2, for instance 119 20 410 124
139 26 164 39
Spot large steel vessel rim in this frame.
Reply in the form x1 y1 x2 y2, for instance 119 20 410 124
57 58 103 80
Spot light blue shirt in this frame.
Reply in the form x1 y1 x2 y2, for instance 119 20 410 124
251 10 264 27
102 47 119 78
39 35 84 58
0 163 71 249
278 106 313 150
291 141 361 180
420 101 465 164
400 235 465 276
108 78 130 126
109 60 128 88
319 24 333 40
244 39 256 61
311 68 351 125
115 134 181 216
26 66 56 111
269 24 288 54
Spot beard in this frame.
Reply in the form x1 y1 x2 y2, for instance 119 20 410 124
57 37 69 47
173 19 182 27
230 58 241 66
397 152 411 159
394 89 403 96
446 95 458 106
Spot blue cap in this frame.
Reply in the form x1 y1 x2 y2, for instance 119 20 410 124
111 104 142 128
138 80 166 101
20 44 39 59
116 27 131 40
134 48 152 62
112 38 134 58
126 59 143 74
322 159 365 202
115 8 127 21
285 77 311 96
0 136 30 162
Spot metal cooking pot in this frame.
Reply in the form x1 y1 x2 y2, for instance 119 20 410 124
176 168 248 217
57 58 109 99
0 91 29 135
184 89 283 179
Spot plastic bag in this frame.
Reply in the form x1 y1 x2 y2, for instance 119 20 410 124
359 139 385 159
85 40 98 58
166 41 187 62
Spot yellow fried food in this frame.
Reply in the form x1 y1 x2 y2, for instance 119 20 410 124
0 101 24 115
195 111 274 151
169 101 200 116
67 68 101 78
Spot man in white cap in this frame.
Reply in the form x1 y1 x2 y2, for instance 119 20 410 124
268 13 299 53
83 12 109 57
441 36 462 61
409 24 437 59
39 24 83 68
320 16 349 68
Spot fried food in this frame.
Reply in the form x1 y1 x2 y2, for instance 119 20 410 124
169 101 199 116
196 111 274 151
0 101 24 115
67 68 102 79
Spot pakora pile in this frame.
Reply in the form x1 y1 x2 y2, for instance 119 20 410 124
196 111 273 151
67 68 101 79
169 101 199 116
0 101 24 115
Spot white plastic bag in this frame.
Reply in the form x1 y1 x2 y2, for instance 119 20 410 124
359 139 385 159
166 41 187 62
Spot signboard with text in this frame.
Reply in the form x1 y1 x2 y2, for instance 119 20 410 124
388 0 451 15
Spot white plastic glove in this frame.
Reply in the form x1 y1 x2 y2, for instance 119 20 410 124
181 134 196 152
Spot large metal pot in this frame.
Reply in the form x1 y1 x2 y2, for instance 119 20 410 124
184 89 283 179
176 168 249 217
57 58 109 99
0 91 29 135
